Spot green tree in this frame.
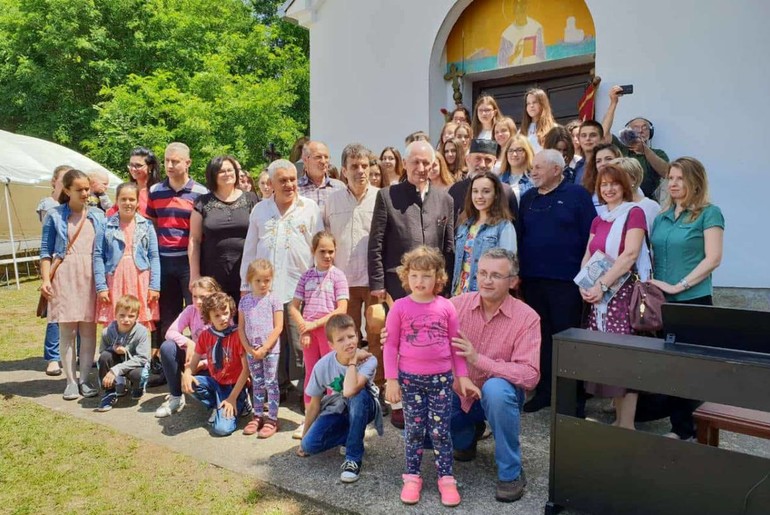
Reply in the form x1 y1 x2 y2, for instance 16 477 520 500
0 0 309 178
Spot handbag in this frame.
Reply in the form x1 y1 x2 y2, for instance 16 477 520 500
36 212 88 318
629 278 665 333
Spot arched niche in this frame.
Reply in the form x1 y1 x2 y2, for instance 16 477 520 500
429 0 596 136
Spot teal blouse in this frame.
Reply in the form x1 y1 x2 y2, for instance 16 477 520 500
650 204 724 302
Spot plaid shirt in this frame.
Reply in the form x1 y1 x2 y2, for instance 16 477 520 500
298 174 345 211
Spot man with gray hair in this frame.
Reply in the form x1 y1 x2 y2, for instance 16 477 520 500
298 140 345 210
368 140 454 428
240 158 323 414
368 140 454 301
518 149 595 414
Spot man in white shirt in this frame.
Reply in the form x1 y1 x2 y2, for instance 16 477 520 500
240 159 323 393
324 144 380 386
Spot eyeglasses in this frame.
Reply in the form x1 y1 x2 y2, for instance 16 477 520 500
478 271 512 281
479 108 495 114
128 163 147 169
507 148 526 155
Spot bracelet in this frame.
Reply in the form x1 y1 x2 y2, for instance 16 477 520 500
678 278 691 290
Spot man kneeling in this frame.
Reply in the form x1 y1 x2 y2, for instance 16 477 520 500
296 314 383 483
449 248 541 503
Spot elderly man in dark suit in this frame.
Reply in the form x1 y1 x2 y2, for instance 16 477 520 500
368 140 455 301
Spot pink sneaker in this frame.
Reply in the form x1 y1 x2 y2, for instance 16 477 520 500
438 475 461 507
400 474 422 505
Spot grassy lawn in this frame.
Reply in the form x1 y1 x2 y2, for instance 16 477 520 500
0 282 324 514
0 397 317 514
0 280 47 362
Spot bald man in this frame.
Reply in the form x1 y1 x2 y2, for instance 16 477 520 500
298 140 345 210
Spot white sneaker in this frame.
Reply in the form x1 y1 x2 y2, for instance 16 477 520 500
154 395 185 418
292 422 305 440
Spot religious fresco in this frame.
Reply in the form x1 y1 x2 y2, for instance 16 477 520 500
446 0 595 74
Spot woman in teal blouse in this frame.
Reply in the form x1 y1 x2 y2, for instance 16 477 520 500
650 157 724 305
645 156 724 441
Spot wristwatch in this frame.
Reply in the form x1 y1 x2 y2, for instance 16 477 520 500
599 281 609 293
678 278 691 290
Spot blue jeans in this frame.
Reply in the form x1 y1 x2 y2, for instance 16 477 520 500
450 377 524 481
301 389 376 463
43 322 60 362
159 339 186 397
191 375 247 436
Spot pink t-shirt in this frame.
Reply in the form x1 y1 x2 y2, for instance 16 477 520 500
589 206 647 256
293 266 349 321
384 295 468 379
165 305 208 347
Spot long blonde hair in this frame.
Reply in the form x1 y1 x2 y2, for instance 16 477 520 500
665 157 711 222
519 88 557 146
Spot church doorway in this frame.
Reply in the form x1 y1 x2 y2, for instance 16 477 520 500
472 63 594 125
435 0 597 131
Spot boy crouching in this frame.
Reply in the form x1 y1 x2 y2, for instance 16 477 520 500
96 295 150 411
296 314 383 483
182 293 249 436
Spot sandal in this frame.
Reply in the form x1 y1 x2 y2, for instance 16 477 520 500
257 419 278 439
243 416 263 436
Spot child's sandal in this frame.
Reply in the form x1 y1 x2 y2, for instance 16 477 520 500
243 416 263 436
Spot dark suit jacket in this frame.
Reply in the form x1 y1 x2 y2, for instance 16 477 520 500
368 181 454 300
448 177 520 233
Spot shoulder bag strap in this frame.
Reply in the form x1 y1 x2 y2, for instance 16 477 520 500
50 210 89 282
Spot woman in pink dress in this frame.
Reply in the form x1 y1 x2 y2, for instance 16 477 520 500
40 169 106 400
579 163 650 429
94 183 160 330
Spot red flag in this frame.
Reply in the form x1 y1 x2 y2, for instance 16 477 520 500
578 79 599 121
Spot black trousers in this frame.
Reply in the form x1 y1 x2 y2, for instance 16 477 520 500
158 255 192 339
98 350 143 392
521 278 584 398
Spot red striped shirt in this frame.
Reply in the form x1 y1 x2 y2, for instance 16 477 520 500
450 292 541 412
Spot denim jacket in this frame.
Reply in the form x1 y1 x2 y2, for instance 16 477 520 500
40 204 105 261
93 213 160 293
452 219 517 293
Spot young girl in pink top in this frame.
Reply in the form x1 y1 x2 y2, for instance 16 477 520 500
290 231 349 431
384 246 480 508
155 276 222 418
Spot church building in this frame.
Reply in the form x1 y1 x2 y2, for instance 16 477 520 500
280 0 770 296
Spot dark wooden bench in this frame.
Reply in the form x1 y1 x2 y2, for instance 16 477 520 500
693 402 770 446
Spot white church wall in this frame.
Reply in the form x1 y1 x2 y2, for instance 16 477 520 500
304 0 455 162
587 0 770 288
288 0 770 288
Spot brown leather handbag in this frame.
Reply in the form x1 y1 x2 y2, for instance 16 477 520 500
629 278 665 333
36 213 88 318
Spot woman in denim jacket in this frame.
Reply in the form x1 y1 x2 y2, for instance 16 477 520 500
40 169 106 400
452 172 517 295
94 183 160 331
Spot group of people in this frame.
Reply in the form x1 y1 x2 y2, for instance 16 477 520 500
36 85 724 507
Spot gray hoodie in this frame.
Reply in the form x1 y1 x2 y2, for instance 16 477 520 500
99 322 150 377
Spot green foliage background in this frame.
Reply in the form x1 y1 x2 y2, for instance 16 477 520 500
0 0 308 181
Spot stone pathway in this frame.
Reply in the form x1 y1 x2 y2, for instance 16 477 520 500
2 357 768 514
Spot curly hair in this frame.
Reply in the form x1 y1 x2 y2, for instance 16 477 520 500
396 246 448 295
200 292 236 324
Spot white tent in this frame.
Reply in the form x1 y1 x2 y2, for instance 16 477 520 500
0 130 123 289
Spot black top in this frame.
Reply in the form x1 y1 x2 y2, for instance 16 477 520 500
194 191 259 297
